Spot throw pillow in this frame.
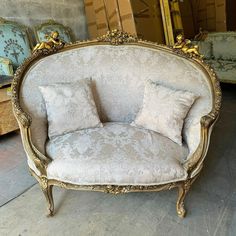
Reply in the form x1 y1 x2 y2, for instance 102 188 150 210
39 79 102 139
132 80 197 145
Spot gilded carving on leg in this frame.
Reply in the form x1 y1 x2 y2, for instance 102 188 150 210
40 176 54 216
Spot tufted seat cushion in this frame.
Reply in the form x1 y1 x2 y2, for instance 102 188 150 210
46 122 188 186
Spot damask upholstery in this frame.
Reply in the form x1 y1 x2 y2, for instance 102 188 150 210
206 59 236 83
45 123 188 185
34 20 73 44
132 81 197 145
0 57 13 76
20 45 213 164
0 18 31 69
194 32 236 83
39 79 102 139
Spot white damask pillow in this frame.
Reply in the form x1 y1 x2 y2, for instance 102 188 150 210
132 80 197 145
39 79 102 139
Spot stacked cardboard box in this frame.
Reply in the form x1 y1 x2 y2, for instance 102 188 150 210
84 0 165 44
178 0 195 39
191 0 229 32
215 0 227 31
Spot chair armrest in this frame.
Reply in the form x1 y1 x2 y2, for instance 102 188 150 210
183 112 218 177
11 73 51 176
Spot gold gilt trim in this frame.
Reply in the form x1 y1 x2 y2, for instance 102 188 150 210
173 34 202 58
97 29 138 45
12 30 221 218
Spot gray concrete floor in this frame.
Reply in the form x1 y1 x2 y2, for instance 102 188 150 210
0 132 36 206
0 84 235 236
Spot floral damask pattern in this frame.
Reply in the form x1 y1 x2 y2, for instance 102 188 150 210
205 32 236 61
20 45 212 159
206 59 236 83
133 81 197 145
46 123 188 185
39 79 102 139
0 23 31 69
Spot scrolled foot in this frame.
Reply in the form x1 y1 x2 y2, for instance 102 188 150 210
47 207 54 217
40 178 54 217
176 182 190 218
177 202 186 218
45 185 54 217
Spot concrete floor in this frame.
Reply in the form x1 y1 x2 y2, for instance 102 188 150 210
0 131 36 206
0 84 235 235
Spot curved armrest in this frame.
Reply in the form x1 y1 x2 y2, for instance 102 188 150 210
11 69 51 176
183 112 219 177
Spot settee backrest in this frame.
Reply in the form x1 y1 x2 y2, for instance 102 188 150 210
18 39 218 159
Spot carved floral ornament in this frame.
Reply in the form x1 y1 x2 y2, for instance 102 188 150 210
97 29 138 45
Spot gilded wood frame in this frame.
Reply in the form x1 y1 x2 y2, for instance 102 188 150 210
11 30 221 218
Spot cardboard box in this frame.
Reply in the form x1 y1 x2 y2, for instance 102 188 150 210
93 0 109 36
215 0 227 31
178 0 195 39
84 0 165 43
206 0 216 31
104 0 121 30
131 0 164 43
117 0 136 35
84 0 98 39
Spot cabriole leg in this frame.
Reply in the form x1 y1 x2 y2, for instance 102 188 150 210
176 181 191 218
40 177 54 216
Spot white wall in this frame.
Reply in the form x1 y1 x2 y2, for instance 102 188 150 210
0 0 88 40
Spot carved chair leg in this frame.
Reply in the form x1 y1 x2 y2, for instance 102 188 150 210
176 181 191 218
40 178 54 216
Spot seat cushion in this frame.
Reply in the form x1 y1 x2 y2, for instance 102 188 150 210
46 122 188 186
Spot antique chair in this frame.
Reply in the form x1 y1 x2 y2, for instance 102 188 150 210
12 30 221 218
34 19 74 44
193 31 236 84
0 18 32 71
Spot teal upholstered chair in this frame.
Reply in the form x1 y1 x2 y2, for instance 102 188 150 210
0 18 32 70
34 20 74 44
0 57 14 76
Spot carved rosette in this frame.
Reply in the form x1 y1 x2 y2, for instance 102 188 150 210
97 29 138 45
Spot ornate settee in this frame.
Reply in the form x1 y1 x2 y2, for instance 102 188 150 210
193 32 236 84
12 30 221 218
